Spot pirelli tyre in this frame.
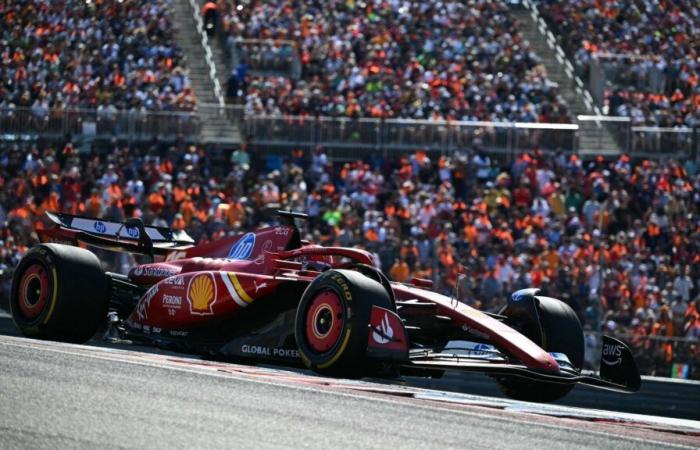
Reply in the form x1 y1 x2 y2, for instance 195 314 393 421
345 263 396 310
295 269 394 377
497 294 584 402
10 244 110 343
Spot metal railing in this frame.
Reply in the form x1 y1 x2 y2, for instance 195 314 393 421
1 105 697 160
0 107 201 143
575 115 699 159
242 113 696 160
630 126 698 158
588 54 672 108
242 115 579 159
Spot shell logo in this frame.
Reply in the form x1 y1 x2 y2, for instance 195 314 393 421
187 273 217 315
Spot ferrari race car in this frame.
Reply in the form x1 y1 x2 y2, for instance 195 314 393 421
10 210 641 402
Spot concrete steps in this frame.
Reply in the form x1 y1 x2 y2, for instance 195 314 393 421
511 7 620 155
191 0 233 98
170 0 240 145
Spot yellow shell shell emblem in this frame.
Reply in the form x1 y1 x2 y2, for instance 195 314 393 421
188 273 216 315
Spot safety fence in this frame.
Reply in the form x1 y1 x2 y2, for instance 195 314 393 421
242 113 699 160
242 115 579 159
1 106 698 160
576 115 699 159
0 107 201 143
584 332 699 380
588 54 672 107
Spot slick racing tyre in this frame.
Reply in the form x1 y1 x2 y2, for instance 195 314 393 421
497 294 584 402
10 244 110 343
295 269 394 377
346 263 396 310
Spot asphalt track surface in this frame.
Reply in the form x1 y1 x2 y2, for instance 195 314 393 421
1 315 698 449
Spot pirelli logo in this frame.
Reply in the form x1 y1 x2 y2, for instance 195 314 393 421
220 272 253 307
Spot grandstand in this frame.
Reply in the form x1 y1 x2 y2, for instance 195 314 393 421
1 0 696 159
0 0 699 378
538 0 699 124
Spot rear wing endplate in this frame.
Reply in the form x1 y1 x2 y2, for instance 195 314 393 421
40 212 194 257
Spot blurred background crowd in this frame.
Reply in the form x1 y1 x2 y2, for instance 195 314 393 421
0 0 196 113
219 0 570 122
218 0 700 127
537 0 700 127
0 140 698 377
2 0 698 127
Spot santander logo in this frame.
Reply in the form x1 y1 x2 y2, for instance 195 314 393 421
372 313 394 344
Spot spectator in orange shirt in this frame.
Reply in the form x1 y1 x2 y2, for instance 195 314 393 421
389 257 410 282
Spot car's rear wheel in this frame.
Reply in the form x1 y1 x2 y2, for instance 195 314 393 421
497 294 584 402
295 269 393 377
10 244 110 343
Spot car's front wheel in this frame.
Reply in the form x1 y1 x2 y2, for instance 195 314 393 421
294 269 394 378
497 293 584 402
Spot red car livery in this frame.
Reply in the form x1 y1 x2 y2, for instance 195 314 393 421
9 210 640 402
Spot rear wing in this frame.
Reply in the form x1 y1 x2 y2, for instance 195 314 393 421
40 212 194 258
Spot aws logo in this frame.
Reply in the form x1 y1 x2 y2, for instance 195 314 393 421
602 343 623 366
187 273 217 315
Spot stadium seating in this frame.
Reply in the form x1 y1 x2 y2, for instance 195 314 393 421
537 0 700 126
219 0 570 122
0 0 196 112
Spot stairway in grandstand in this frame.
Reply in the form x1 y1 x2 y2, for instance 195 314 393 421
171 0 240 144
511 7 620 155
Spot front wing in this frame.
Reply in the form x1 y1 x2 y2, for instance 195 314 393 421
405 336 641 394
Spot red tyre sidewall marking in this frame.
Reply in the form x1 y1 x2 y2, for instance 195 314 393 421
305 290 345 353
18 264 50 320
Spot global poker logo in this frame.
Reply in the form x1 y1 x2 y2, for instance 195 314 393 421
227 232 256 260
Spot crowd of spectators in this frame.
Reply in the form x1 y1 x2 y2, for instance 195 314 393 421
0 139 698 376
0 0 196 114
537 0 700 127
219 0 570 122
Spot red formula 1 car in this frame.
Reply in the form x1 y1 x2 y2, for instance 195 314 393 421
10 210 640 402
